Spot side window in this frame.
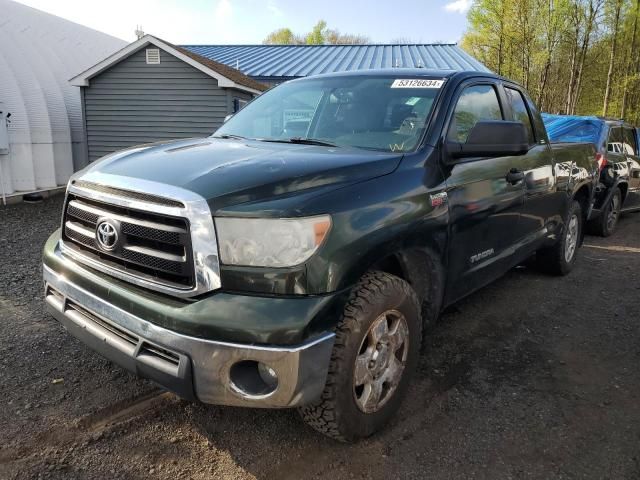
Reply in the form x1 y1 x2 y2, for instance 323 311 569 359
607 127 623 154
448 85 503 143
622 127 638 156
505 87 535 144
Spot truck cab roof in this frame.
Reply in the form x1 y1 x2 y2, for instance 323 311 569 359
287 68 504 83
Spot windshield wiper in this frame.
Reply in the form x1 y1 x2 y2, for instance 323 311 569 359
260 137 339 147
289 137 338 147
212 134 248 140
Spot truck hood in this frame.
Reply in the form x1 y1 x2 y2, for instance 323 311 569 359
79 137 403 210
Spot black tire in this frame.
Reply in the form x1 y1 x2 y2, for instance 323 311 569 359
536 200 582 276
298 271 422 442
587 187 621 237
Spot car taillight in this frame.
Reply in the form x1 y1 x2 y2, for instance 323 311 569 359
596 153 607 171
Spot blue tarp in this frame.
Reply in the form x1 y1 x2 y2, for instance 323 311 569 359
541 113 604 144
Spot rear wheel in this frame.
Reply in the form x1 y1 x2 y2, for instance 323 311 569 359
588 187 621 237
536 200 582 276
298 271 421 442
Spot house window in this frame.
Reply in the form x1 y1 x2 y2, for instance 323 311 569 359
233 98 248 113
146 48 160 64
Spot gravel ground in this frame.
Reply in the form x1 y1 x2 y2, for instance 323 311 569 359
1 193 639 479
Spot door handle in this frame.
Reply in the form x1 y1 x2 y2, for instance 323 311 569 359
506 168 525 185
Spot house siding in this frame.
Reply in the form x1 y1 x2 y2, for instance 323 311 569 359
84 48 244 162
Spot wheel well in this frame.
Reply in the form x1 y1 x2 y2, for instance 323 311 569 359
370 249 445 330
573 185 590 221
370 254 406 281
618 182 628 203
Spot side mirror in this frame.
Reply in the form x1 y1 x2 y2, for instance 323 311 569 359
447 121 529 159
223 114 234 123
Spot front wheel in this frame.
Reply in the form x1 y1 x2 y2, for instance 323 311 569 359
298 271 422 442
535 200 583 276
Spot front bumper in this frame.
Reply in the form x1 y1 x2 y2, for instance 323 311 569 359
43 264 335 409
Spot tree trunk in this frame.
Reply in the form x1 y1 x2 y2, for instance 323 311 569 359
565 39 579 113
538 0 561 111
603 0 623 117
497 2 506 75
571 0 601 114
621 0 639 118
565 3 581 114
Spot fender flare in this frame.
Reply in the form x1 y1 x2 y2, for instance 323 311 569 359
593 177 626 217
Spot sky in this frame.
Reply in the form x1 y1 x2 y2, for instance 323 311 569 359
13 0 472 45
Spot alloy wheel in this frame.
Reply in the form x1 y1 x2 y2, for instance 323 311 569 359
353 310 409 414
606 194 620 232
564 214 579 263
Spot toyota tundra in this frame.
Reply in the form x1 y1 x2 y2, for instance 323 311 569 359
43 70 597 441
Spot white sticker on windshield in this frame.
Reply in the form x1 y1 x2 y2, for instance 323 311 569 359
391 79 444 89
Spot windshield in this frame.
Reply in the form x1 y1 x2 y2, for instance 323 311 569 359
215 76 443 153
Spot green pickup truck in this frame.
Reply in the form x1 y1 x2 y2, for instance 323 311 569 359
44 70 597 441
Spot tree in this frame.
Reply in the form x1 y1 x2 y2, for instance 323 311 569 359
462 0 512 76
603 0 624 116
537 0 571 110
620 0 639 117
461 0 640 119
263 21 369 45
263 28 303 45
305 20 327 44
566 0 603 115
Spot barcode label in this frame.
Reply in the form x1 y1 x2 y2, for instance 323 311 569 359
391 79 444 88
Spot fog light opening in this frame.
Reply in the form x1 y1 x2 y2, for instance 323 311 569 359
229 360 278 398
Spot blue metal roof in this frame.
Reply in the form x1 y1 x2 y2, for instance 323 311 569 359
180 44 490 80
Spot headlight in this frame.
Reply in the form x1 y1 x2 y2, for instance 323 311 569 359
215 215 331 267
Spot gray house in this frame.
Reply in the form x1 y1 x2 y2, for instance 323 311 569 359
70 35 266 165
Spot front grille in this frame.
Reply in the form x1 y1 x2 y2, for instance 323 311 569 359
72 180 186 208
62 193 195 289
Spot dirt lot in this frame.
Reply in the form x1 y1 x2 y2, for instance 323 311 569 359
1 193 639 479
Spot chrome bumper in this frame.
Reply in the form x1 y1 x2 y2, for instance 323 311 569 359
43 265 334 408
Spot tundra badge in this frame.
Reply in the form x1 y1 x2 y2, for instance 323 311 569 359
470 248 495 264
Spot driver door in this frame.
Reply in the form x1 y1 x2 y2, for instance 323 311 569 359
443 82 525 302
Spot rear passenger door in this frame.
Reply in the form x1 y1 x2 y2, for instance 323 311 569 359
622 127 640 210
443 81 525 302
502 85 557 251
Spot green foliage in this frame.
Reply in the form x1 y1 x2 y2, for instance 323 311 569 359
305 20 327 44
461 0 640 123
263 28 304 45
263 20 370 46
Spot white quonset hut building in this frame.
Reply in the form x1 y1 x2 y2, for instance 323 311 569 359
0 0 126 201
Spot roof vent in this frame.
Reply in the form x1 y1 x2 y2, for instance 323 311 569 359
146 48 160 64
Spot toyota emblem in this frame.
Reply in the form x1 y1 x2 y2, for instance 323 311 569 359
96 220 119 251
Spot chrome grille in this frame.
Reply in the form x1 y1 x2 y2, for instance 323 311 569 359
62 194 194 288
121 223 181 245
72 180 186 208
